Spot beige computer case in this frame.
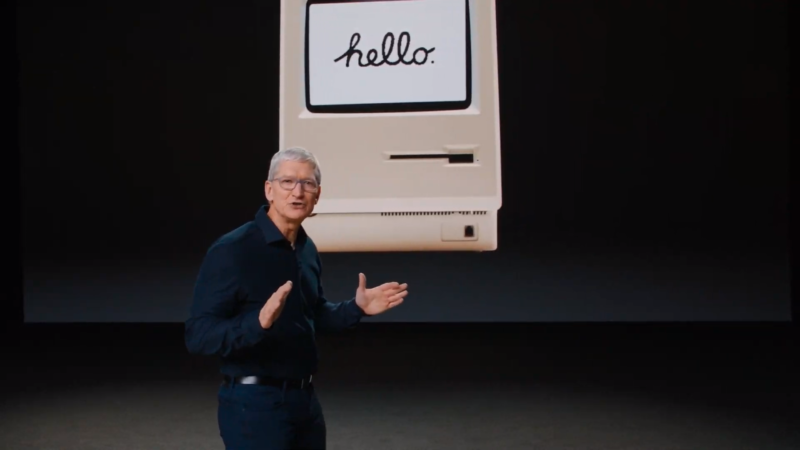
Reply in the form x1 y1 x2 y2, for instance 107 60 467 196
279 0 501 252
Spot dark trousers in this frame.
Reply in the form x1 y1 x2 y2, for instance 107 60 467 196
217 381 326 450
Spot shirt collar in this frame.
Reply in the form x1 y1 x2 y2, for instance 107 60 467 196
255 204 308 249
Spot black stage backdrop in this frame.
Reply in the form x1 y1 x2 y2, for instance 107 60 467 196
16 0 790 323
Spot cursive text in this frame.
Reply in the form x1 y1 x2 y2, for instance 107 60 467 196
333 32 435 67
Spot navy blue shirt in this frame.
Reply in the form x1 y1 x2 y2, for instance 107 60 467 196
184 205 366 379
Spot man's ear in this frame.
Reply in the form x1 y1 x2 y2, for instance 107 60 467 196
264 180 273 203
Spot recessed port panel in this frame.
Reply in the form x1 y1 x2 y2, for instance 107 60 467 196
441 223 478 241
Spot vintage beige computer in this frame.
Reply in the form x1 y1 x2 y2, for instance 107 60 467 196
279 0 501 252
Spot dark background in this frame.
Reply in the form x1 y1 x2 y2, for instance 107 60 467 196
12 0 792 323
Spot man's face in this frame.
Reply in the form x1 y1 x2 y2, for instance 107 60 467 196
264 160 320 223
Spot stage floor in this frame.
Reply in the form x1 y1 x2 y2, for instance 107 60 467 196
1 323 797 450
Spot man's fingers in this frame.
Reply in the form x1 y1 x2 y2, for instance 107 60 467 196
388 298 404 308
388 290 408 303
358 273 367 291
381 282 407 291
267 281 293 307
384 286 408 298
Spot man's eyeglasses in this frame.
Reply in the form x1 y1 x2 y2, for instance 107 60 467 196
273 177 319 193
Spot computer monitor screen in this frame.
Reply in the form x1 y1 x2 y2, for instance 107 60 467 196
305 0 472 113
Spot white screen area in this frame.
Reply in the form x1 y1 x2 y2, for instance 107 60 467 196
307 0 468 107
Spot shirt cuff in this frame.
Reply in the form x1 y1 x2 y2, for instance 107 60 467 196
244 309 270 337
347 298 368 320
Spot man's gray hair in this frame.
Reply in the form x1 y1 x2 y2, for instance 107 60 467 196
267 147 322 185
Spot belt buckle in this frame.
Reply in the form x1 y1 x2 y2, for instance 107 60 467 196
301 375 312 389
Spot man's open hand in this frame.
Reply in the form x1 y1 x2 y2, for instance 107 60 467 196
354 273 407 316
259 280 293 329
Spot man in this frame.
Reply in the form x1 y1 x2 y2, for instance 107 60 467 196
185 147 408 449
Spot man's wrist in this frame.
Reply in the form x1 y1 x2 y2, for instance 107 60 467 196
350 298 368 317
248 309 271 334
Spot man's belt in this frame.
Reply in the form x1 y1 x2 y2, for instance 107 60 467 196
223 374 313 389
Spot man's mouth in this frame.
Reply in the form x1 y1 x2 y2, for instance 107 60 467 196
290 202 305 207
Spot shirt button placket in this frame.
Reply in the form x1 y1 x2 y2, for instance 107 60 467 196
293 251 310 314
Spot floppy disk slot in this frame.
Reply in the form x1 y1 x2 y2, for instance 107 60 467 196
388 153 474 164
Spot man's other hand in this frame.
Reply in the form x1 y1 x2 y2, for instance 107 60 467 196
354 273 407 316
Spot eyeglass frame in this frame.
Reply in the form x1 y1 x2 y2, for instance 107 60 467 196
271 176 320 193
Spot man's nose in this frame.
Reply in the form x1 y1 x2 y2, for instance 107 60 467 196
291 183 305 195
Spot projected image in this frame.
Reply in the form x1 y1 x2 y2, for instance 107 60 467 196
305 0 471 113
18 0 791 326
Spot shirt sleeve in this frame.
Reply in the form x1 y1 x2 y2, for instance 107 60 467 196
184 243 273 357
312 254 366 332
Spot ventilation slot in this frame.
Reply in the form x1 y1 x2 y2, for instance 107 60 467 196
388 153 474 164
380 211 488 217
